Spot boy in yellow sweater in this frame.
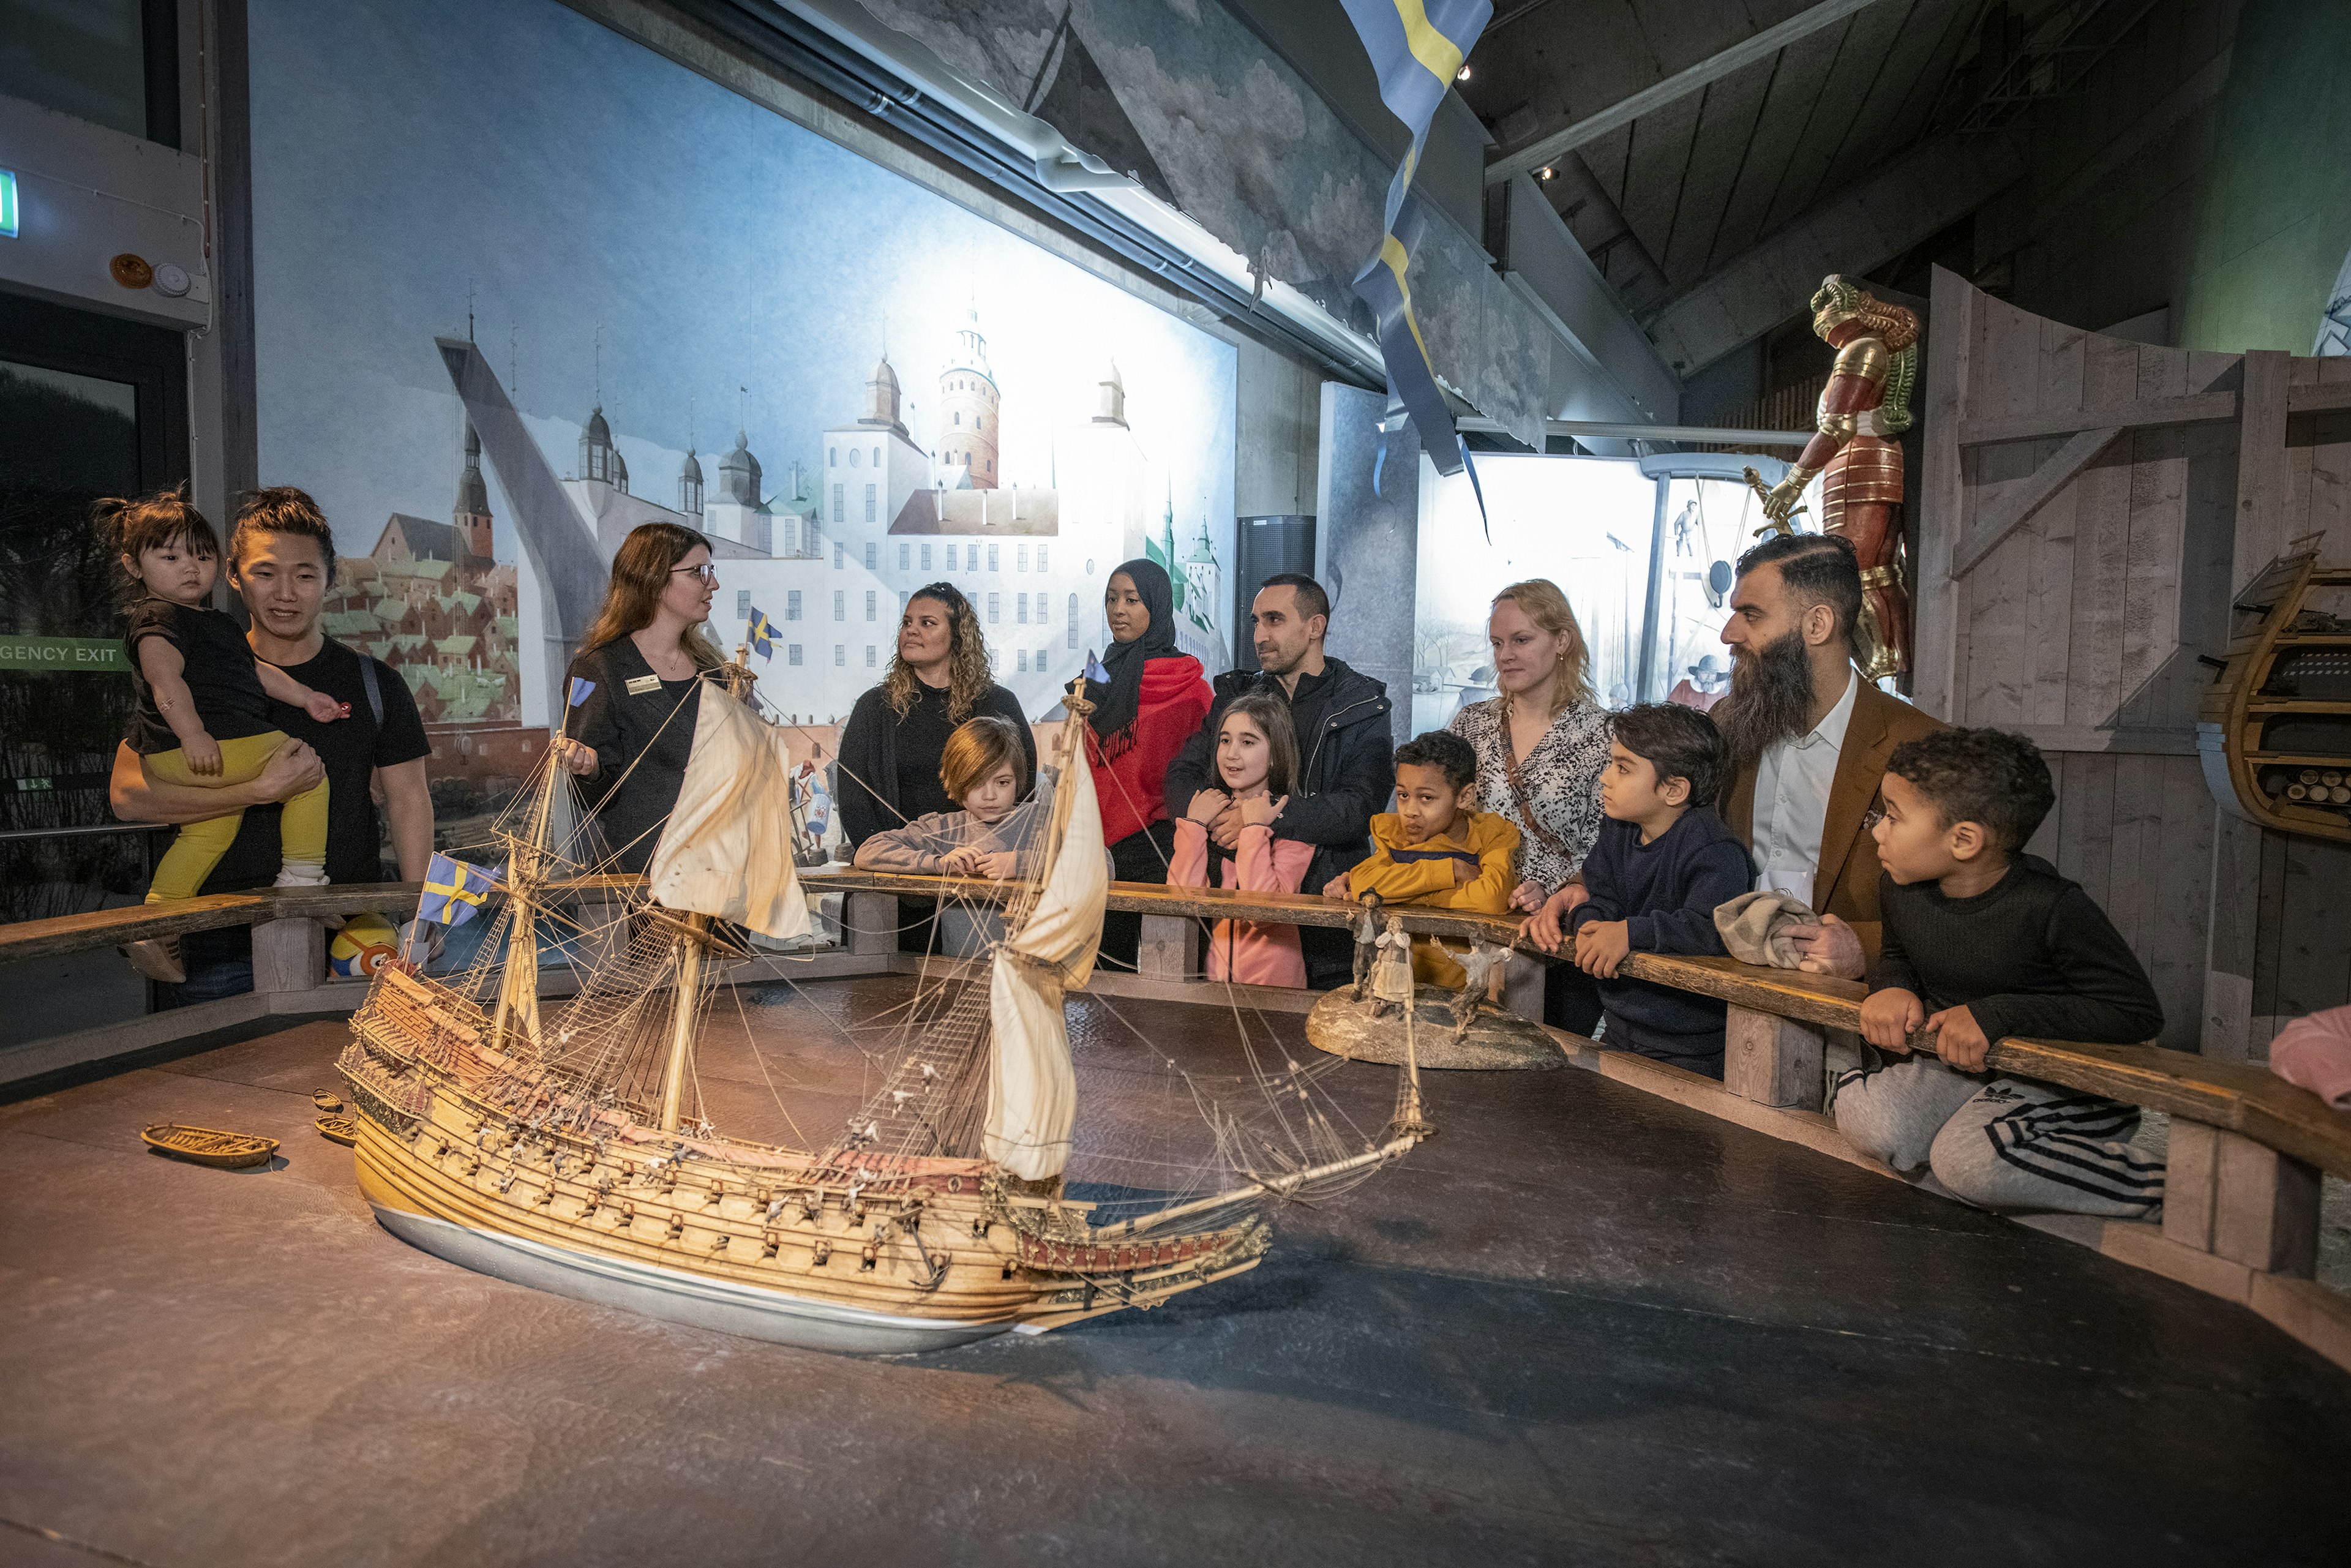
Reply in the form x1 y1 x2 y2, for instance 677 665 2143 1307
1323 730 1520 987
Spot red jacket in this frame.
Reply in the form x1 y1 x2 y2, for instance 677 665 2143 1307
1087 655 1212 846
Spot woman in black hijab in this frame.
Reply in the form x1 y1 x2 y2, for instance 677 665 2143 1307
1084 558 1212 970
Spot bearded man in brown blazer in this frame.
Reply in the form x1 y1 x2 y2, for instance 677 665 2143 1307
1714 533 1943 980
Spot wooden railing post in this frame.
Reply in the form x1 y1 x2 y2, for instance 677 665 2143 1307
1722 1004 1824 1110
1500 958 1545 1024
2162 1119 2320 1278
250 916 324 997
1138 915 1198 981
844 892 899 957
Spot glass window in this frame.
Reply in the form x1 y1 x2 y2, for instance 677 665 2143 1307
1414 454 1695 729
833 590 844 621
1017 545 1029 572
1638 472 1817 705
834 644 845 666
920 544 932 571
849 448 861 468
871 446 880 467
786 590 801 621
830 446 837 466
789 644 803 666
832 485 843 526
863 542 876 570
898 542 910 571
987 593 999 624
1066 594 1078 645
1038 545 1049 573
988 544 1000 572
1018 650 1029 672
864 590 876 621
864 485 877 526
736 589 750 618
943 544 956 571
834 542 844 569
898 590 909 615
865 645 876 667
0 0 163 144
1016 593 1029 625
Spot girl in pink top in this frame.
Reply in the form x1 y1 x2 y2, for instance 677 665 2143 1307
1170 693 1317 986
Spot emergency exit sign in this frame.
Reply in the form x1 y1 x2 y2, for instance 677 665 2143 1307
0 637 126 672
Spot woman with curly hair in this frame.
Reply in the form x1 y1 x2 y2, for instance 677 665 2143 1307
553 522 729 874
836 582 1034 854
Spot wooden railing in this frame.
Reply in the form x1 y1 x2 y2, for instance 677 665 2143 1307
4 869 2343 1367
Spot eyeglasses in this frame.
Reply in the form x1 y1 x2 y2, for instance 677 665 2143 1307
670 563 718 585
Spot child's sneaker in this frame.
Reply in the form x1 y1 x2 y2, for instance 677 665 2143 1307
121 937 186 984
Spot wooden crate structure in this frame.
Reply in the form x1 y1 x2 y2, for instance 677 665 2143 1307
1915 268 2351 1056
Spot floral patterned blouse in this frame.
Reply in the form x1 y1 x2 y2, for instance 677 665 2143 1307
1447 696 1613 895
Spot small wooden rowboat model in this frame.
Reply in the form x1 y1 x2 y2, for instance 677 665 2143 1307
141 1123 280 1168
313 1090 345 1112
316 1114 358 1146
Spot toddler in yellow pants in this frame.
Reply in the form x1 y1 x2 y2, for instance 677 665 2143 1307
103 489 345 981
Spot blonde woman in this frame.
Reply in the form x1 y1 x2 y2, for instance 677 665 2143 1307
1446 579 1614 1030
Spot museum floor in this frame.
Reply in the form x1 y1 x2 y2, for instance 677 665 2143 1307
4 977 2349 1567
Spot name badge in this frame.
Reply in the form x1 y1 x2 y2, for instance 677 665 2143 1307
624 674 662 696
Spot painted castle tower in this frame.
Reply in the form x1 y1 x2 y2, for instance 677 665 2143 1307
937 302 1000 489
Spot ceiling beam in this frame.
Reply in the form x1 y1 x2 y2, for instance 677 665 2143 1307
1641 130 2027 377
1484 0 1894 186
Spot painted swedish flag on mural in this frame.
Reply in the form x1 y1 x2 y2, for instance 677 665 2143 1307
418 852 497 928
746 606 776 661
1338 0 1491 494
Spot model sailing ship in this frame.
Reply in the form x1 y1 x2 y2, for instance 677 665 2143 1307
340 658 1430 1352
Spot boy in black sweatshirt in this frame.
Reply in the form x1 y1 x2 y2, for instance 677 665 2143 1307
1569 703 1753 1078
1840 728 2165 1216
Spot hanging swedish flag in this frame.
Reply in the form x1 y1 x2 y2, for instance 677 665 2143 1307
746 606 776 661
1338 0 1491 497
418 852 497 928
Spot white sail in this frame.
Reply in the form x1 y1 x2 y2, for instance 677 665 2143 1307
645 683 812 940
983 738 1109 1180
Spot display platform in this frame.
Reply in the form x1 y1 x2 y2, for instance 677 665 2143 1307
3 977 2348 1566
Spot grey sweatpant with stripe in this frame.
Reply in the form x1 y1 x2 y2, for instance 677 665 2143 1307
1834 1056 2165 1218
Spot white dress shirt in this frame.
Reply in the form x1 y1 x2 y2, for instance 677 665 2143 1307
1749 666 1858 907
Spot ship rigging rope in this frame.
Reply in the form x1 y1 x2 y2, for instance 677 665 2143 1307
421 666 1411 1230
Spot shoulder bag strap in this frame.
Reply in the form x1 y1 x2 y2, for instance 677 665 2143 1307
1495 707 1573 863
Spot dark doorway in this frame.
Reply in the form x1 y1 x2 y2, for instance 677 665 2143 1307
0 290 190 1036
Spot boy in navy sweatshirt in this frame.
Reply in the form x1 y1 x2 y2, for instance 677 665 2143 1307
1569 703 1753 1077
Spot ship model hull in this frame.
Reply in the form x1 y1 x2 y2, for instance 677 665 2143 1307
342 966 1270 1354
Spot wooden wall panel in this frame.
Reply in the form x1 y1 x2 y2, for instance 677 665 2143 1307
1919 272 2351 1057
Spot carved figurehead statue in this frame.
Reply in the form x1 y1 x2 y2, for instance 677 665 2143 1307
1760 275 1921 680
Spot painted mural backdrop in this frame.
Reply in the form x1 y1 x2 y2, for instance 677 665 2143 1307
249 0 1237 841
